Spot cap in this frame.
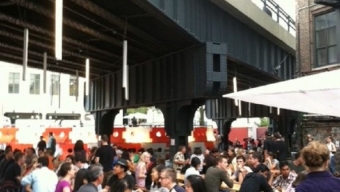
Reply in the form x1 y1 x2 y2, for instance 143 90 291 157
116 159 128 167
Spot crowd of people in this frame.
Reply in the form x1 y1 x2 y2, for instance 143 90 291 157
173 132 340 192
0 131 338 192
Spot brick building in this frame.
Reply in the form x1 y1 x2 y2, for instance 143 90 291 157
296 0 340 171
297 0 340 73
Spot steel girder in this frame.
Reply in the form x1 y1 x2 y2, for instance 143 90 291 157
86 42 227 112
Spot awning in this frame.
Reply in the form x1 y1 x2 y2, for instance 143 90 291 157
223 69 340 117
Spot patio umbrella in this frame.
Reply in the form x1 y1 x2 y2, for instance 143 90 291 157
123 112 148 119
223 69 340 117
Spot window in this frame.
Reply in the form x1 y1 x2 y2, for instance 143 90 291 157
8 72 20 93
315 11 338 67
30 74 40 94
69 76 77 96
51 74 60 95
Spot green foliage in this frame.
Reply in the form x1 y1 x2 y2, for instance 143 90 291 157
259 117 269 127
127 107 148 114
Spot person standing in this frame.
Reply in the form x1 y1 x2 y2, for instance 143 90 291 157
95 135 114 186
326 136 336 174
263 132 276 161
37 136 46 152
47 132 56 156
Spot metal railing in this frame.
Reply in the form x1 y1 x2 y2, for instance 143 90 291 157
260 0 296 33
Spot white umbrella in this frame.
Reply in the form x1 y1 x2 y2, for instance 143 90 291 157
223 69 340 117
123 112 148 119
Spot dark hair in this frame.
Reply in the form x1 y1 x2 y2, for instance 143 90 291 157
216 155 228 164
58 162 72 177
66 155 75 164
152 165 166 188
138 148 145 153
294 152 300 160
90 147 97 153
121 151 130 161
191 157 201 168
253 164 269 173
268 152 277 159
193 147 202 155
14 152 24 161
279 161 290 170
101 135 108 142
74 140 84 152
5 147 12 154
110 180 129 192
178 145 186 151
210 148 219 154
187 175 207 192
147 148 154 156
250 152 262 162
49 132 53 136
73 169 87 192
38 156 49 167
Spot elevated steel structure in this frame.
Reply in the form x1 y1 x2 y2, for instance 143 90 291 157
0 0 296 154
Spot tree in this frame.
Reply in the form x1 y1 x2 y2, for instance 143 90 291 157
127 107 148 114
259 117 269 127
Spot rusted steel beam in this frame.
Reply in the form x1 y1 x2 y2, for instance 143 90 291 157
0 51 99 77
10 0 154 57
0 11 121 62
0 29 118 69
0 42 110 74
68 0 164 49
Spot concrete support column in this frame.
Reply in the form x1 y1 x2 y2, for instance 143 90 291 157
158 100 204 162
214 119 236 151
94 109 120 144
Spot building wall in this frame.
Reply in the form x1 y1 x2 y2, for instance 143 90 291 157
296 1 340 170
0 61 86 116
301 117 340 171
297 0 340 74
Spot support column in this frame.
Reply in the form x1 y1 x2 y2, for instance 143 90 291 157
158 100 204 161
213 119 235 151
94 109 120 144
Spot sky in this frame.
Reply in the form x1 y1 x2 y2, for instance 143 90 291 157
252 0 296 35
252 0 296 18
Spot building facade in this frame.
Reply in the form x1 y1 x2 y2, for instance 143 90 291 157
296 0 340 171
297 0 340 74
0 61 87 123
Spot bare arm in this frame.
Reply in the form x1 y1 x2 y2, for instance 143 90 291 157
138 164 147 179
221 169 234 188
62 187 71 192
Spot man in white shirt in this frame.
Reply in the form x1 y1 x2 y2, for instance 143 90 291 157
326 136 336 174
21 156 58 192
184 157 201 184
231 156 252 184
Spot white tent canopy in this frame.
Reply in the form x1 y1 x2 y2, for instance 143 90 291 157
223 69 340 117
123 112 148 119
